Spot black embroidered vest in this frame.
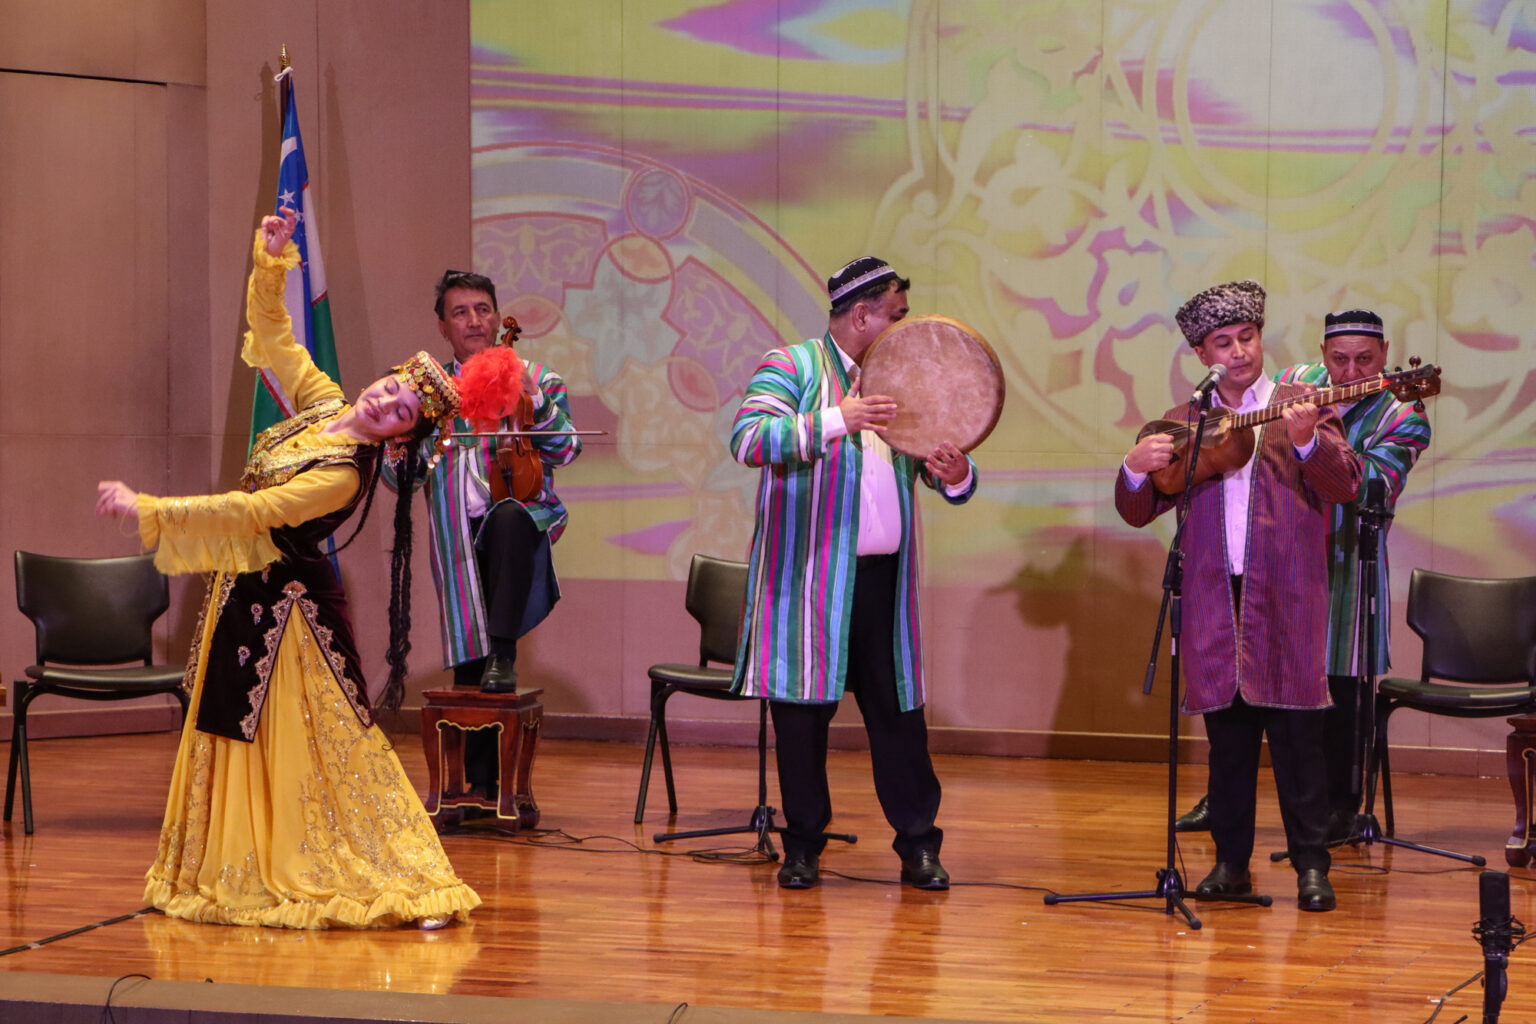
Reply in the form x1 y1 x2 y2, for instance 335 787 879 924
195 400 382 742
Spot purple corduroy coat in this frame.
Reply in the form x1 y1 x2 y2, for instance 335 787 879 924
1115 381 1363 714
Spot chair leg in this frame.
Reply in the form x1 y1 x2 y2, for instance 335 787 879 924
18 713 33 836
635 713 663 824
3 687 20 823
1378 704 1396 836
7 685 36 835
656 689 679 816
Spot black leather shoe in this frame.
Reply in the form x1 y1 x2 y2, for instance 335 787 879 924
1195 862 1252 896
777 852 819 890
1175 793 1211 832
1297 868 1336 912
900 850 950 891
480 655 518 694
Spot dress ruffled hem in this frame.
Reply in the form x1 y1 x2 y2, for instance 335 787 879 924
144 876 481 930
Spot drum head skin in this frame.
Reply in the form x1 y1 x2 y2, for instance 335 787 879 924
858 314 1005 458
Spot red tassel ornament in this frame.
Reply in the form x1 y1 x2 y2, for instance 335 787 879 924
456 345 526 432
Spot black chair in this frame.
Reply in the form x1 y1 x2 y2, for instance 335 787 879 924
6 551 190 834
634 553 752 824
1371 569 1536 842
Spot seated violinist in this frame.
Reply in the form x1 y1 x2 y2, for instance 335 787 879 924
384 271 581 795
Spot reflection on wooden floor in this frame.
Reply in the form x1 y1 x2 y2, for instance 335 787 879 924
1 730 1532 1022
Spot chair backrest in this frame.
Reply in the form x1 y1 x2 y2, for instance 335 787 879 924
683 554 749 667
15 551 170 666
1404 568 1536 684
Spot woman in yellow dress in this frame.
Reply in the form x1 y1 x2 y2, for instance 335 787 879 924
96 209 516 929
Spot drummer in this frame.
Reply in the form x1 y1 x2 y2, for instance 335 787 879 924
728 256 980 891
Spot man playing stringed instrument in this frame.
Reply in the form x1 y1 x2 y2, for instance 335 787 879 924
1283 310 1432 840
1117 280 1362 912
1176 309 1433 845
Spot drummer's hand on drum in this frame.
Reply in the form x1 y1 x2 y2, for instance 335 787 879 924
1125 432 1176 475
839 379 897 435
925 441 969 486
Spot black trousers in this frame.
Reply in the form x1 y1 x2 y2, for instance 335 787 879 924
459 501 543 790
769 554 943 862
1204 695 1330 874
1324 673 1368 817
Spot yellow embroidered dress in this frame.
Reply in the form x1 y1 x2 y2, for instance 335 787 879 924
141 234 480 928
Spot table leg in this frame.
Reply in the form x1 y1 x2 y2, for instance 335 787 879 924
514 704 542 830
420 708 444 816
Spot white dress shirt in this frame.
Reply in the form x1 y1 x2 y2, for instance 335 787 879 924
820 339 972 556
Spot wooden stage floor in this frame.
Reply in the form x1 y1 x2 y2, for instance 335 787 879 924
1 730 1532 1023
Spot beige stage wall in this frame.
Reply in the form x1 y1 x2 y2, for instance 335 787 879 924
0 0 1511 777
0 0 471 741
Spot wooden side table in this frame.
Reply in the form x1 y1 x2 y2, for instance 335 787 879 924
1505 713 1536 866
420 687 543 835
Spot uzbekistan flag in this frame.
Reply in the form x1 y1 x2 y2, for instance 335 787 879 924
249 65 341 448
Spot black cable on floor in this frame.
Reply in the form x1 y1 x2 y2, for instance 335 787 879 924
468 826 1064 891
474 826 775 865
100 972 151 1024
1419 929 1531 1024
0 907 156 959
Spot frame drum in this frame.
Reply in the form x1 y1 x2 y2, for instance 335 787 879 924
858 314 1005 458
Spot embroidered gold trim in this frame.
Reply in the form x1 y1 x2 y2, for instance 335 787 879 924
243 584 297 740
241 399 366 492
289 584 372 729
180 573 219 695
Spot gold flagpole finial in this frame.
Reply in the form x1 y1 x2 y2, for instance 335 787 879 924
279 44 290 71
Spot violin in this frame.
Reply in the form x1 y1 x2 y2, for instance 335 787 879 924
486 314 544 504
1140 360 1441 495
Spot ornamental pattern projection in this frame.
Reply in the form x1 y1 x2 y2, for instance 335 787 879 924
472 0 1536 574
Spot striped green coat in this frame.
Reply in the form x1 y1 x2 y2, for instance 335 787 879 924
386 361 580 667
729 333 976 709
1276 362 1431 675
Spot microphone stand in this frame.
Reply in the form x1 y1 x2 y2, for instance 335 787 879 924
1046 384 1270 928
1473 870 1524 1024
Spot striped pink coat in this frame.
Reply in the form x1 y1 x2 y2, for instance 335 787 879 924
1115 383 1362 713
729 334 976 708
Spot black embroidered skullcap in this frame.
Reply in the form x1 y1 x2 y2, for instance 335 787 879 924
828 256 897 304
1323 308 1384 340
1175 280 1266 347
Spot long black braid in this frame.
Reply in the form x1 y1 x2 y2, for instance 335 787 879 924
379 443 422 713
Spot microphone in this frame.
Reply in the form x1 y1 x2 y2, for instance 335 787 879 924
1190 363 1227 402
1477 870 1515 956
1473 870 1523 1024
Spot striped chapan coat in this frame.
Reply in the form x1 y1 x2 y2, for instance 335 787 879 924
729 333 977 710
387 360 580 668
1115 381 1362 714
1277 362 1431 675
